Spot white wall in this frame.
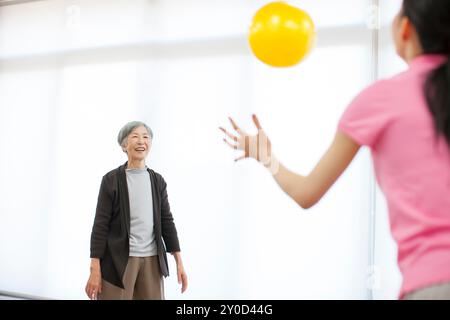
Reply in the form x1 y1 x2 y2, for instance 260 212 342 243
0 0 403 299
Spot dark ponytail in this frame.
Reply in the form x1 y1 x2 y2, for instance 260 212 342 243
403 0 450 146
424 56 450 146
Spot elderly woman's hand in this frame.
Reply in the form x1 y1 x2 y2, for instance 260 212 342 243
171 251 188 293
85 259 102 300
177 264 188 294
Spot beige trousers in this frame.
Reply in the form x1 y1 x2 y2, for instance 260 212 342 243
99 256 164 300
403 281 450 300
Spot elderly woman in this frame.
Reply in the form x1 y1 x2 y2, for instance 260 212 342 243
85 121 187 300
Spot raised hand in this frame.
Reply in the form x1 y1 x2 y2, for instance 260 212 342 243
220 114 274 167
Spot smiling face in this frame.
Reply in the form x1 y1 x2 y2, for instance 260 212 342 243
123 125 152 162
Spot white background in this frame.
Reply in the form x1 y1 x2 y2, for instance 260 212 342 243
0 0 405 299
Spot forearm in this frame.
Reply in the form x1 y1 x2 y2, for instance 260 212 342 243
171 251 183 266
268 156 313 209
90 258 101 273
267 132 361 209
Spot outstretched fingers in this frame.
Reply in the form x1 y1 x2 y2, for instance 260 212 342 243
219 127 238 142
223 138 238 150
252 114 262 130
229 117 247 135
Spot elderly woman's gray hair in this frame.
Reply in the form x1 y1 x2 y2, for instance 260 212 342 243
117 121 153 149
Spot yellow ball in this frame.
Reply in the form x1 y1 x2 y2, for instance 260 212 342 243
248 1 316 67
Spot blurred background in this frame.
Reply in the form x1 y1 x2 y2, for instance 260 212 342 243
0 0 405 299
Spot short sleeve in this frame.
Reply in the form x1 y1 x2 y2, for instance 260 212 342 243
338 80 393 148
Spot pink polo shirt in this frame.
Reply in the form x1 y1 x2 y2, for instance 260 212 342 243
338 54 450 299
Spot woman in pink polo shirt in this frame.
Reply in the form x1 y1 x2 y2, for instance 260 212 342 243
221 0 450 299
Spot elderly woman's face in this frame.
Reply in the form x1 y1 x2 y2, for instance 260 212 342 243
124 125 152 161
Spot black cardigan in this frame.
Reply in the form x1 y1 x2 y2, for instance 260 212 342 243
90 162 180 289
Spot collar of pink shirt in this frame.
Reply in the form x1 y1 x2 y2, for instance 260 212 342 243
409 53 448 70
